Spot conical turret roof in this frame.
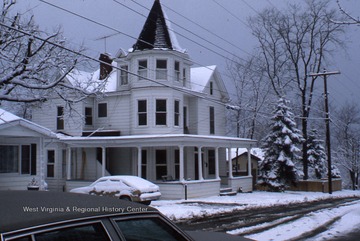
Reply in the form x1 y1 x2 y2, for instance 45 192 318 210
132 0 183 52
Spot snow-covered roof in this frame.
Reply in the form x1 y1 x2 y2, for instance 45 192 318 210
0 108 57 138
190 65 216 92
66 65 117 93
228 148 264 161
131 0 185 53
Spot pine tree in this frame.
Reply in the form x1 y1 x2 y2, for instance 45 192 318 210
307 129 327 179
258 98 304 191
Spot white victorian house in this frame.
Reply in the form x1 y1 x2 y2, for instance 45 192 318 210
29 0 256 199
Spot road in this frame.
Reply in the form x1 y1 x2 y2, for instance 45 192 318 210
175 197 359 240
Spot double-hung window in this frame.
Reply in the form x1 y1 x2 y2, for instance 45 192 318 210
175 61 180 82
156 59 167 80
138 60 147 80
138 100 147 126
57 106 64 130
174 100 180 126
209 106 215 134
47 150 55 178
85 107 93 125
156 99 167 125
98 103 107 118
120 65 128 85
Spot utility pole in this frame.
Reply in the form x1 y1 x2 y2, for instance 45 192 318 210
309 69 340 194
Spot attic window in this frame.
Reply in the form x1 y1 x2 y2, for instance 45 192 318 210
138 60 147 80
210 81 214 95
156 59 167 80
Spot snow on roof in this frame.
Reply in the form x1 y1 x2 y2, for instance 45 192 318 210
190 65 216 92
0 108 21 124
131 0 185 53
228 148 264 161
163 8 184 53
0 108 57 138
67 64 117 93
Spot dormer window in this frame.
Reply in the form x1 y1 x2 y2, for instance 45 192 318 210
156 59 167 80
120 65 128 85
175 61 180 82
138 60 147 80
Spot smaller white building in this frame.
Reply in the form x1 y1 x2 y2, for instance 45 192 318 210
0 108 58 190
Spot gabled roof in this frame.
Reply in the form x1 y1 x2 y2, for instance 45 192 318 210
132 0 183 52
191 65 230 99
0 108 57 138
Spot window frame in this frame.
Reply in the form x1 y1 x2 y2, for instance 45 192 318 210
4 221 111 241
0 144 35 175
209 106 215 135
85 107 93 126
47 150 55 178
155 99 167 126
98 103 108 118
174 61 180 82
120 65 129 85
174 100 180 127
138 59 148 80
156 59 167 80
56 106 64 130
137 99 147 126
155 149 167 180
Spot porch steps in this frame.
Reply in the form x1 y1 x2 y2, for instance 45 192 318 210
219 187 237 196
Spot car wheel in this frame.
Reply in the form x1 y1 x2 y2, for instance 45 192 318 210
120 196 132 202
141 201 151 205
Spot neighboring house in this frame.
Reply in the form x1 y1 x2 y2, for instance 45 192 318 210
229 148 263 190
0 108 58 190
30 0 256 199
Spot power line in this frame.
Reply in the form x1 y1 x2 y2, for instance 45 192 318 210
36 0 245 100
111 0 245 64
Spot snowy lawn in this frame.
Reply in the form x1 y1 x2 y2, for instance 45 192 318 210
151 190 360 240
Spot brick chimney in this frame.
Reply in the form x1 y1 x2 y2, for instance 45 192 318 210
99 53 113 80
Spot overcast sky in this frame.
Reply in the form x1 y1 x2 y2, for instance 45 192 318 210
12 0 360 106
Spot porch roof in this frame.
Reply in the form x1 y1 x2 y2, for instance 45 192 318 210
59 134 257 148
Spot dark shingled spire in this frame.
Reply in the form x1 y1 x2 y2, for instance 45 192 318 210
132 0 173 51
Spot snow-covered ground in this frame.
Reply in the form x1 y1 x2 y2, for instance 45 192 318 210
151 190 360 240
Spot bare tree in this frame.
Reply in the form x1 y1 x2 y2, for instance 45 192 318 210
248 0 346 180
226 54 273 141
334 102 360 190
0 0 101 108
332 0 360 25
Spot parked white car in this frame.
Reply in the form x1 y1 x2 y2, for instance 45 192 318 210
70 175 161 205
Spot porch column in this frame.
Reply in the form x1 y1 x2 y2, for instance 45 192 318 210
102 147 106 177
247 147 252 177
215 147 220 179
198 146 204 180
137 147 142 177
66 147 71 180
179 145 184 181
228 148 233 178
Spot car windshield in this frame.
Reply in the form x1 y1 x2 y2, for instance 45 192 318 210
115 217 187 241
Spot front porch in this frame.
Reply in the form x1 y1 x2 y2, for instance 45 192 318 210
60 134 256 199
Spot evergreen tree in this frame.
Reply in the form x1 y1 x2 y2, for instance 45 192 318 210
258 98 304 191
307 129 327 179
